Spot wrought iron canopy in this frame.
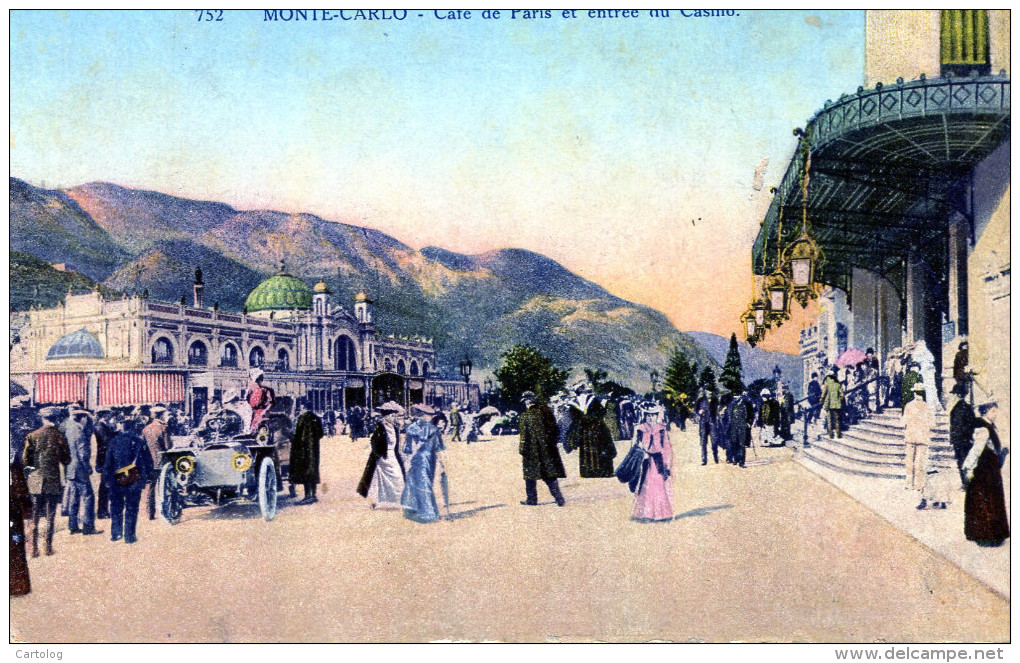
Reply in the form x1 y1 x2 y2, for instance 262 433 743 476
752 73 1010 296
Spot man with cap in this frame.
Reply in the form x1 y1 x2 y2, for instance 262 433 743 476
903 383 934 495
401 403 448 522
63 403 98 535
357 401 406 509
518 391 566 506
22 406 72 556
821 367 845 439
142 407 172 520
223 389 253 432
94 408 117 519
449 402 463 442
247 368 275 434
103 414 154 544
291 398 324 504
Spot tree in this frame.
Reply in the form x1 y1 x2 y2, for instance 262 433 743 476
494 344 569 405
698 365 717 394
584 367 609 395
720 333 745 393
663 347 699 410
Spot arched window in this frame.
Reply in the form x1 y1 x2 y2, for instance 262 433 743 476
397 359 406 375
249 346 265 369
334 336 357 371
152 337 174 364
188 340 208 366
220 342 238 368
384 357 393 371
277 348 290 371
409 360 419 376
422 362 430 377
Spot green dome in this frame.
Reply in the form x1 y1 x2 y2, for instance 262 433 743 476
244 273 313 313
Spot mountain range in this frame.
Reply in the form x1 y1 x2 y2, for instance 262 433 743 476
10 177 726 387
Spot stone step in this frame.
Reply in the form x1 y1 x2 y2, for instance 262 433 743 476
854 418 949 436
798 445 905 480
842 428 950 449
811 430 955 461
809 437 904 467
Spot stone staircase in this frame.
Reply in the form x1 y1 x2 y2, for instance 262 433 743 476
799 410 953 479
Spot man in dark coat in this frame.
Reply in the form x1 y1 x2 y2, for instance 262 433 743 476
518 392 566 506
948 382 991 486
93 409 117 519
695 391 717 465
564 384 617 478
22 407 72 557
103 416 154 544
728 391 748 467
807 373 822 424
291 399 324 504
10 457 33 595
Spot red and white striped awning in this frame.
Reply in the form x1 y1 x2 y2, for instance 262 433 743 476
36 373 87 404
99 372 185 407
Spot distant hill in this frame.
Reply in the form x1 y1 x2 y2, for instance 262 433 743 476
9 177 716 387
685 331 804 397
9 251 119 311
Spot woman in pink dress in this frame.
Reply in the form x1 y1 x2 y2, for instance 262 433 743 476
632 404 674 522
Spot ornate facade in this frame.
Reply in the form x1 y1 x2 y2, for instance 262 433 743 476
11 264 478 418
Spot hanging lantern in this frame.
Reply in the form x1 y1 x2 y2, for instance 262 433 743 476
764 269 791 324
751 297 769 328
784 230 823 307
741 308 757 342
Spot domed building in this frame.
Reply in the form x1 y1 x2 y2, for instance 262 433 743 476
11 262 478 420
244 261 314 317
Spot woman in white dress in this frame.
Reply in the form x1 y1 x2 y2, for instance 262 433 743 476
356 402 406 509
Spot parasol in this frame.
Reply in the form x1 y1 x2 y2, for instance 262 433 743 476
835 348 867 368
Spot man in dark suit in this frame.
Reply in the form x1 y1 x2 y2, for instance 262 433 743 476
103 416 154 544
518 392 566 506
22 407 71 557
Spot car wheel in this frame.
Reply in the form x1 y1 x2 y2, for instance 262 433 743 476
258 458 278 521
157 463 183 525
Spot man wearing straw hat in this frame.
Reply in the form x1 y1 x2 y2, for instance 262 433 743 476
903 383 934 493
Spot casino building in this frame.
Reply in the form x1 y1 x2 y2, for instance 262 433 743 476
10 262 478 419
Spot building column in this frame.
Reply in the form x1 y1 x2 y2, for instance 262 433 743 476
904 253 922 344
948 215 969 337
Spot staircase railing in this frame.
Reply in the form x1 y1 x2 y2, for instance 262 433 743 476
793 375 887 447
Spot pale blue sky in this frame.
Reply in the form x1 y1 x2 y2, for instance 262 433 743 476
10 9 866 339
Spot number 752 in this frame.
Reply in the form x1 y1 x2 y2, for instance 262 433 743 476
195 10 224 21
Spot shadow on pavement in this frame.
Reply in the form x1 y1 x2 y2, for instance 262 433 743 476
446 503 506 520
672 504 733 521
195 496 300 521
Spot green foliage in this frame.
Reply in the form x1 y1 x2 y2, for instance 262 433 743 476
601 380 635 400
663 347 699 409
10 251 119 311
720 333 745 393
493 344 569 405
584 367 609 395
698 365 717 393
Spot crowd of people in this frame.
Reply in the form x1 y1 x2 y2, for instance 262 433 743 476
10 352 1008 599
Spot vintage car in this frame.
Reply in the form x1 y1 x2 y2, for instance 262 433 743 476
156 405 293 523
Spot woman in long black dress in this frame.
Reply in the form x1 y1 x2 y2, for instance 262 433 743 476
962 402 1010 547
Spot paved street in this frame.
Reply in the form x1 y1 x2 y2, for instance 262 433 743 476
10 427 1009 643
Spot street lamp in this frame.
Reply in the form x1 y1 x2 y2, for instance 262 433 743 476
460 355 472 384
650 369 660 395
773 365 782 383
484 377 493 407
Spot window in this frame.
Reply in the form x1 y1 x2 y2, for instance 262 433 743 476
277 348 290 371
152 337 174 364
397 359 406 374
249 346 265 369
422 362 430 377
334 336 357 371
410 360 419 376
384 357 393 371
188 341 208 366
220 342 238 368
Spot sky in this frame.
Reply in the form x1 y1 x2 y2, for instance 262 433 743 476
10 9 866 352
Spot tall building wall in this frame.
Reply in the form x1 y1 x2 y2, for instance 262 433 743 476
865 10 1010 86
